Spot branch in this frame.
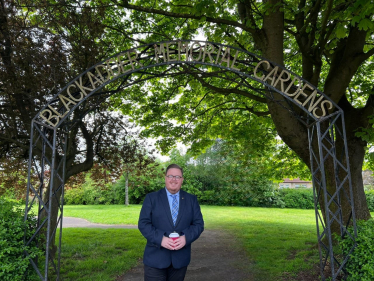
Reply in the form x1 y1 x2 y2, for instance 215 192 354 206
284 26 297 37
103 25 148 44
243 105 270 116
319 0 334 42
316 20 337 51
192 71 268 103
65 121 94 179
224 30 248 51
298 0 322 36
362 91 374 122
186 98 269 131
120 2 255 33
356 47 374 63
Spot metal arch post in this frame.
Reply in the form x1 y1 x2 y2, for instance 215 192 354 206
309 112 358 281
24 121 35 222
316 121 336 280
308 123 325 279
56 126 69 280
43 128 57 280
23 121 44 280
340 114 357 238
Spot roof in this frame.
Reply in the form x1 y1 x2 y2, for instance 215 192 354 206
281 178 312 183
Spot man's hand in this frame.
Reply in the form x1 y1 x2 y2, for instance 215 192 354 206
161 236 175 250
161 236 186 250
173 235 186 250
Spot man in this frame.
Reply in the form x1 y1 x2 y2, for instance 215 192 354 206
138 164 204 281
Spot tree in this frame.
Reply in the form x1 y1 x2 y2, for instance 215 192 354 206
100 0 374 229
0 157 29 199
0 0 149 256
116 138 158 206
113 160 164 204
188 141 276 206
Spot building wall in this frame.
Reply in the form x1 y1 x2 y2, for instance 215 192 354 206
279 181 312 189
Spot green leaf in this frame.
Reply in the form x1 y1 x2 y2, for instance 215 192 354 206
336 24 347 39
358 18 374 31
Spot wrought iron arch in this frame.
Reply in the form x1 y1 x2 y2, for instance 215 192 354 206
24 40 357 281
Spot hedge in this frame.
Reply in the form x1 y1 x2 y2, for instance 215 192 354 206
0 197 42 280
338 219 374 281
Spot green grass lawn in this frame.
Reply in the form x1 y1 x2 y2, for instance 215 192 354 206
63 204 141 224
61 205 359 280
55 228 145 281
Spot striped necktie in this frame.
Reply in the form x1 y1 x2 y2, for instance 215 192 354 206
171 194 178 225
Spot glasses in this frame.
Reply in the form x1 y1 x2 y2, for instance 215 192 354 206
166 175 183 180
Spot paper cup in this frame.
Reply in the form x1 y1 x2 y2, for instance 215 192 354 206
169 232 179 241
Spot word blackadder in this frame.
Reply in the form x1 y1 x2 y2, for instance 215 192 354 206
40 41 333 127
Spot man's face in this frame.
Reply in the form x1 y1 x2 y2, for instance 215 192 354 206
165 168 184 194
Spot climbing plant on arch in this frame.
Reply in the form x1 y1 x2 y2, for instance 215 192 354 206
24 40 357 281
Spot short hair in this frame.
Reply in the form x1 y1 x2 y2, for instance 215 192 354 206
165 164 183 177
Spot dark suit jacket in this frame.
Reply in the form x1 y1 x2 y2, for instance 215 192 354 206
138 188 204 269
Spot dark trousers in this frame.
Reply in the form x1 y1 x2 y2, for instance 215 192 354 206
144 264 188 281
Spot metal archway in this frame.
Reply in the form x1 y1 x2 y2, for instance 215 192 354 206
24 40 357 280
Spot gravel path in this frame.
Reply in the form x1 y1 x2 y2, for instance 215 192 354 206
63 217 137 229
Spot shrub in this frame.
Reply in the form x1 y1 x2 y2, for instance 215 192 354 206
64 187 85 204
338 219 374 281
278 188 314 209
0 197 42 280
64 179 115 205
82 182 102 205
365 190 374 212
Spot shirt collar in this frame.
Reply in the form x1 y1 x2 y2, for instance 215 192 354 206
165 187 180 197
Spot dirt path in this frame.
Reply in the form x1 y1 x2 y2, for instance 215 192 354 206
116 229 254 281
63 217 137 229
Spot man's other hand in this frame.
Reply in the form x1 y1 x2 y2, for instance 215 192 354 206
161 237 175 250
173 235 186 250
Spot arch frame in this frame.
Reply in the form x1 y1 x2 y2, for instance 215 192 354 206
24 40 357 281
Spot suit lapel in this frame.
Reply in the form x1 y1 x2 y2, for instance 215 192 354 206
175 190 186 227
160 188 174 227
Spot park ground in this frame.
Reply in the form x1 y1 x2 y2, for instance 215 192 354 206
58 206 373 281
63 217 319 281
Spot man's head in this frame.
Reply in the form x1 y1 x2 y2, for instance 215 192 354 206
165 164 184 194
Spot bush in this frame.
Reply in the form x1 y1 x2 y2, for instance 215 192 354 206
365 190 374 212
278 188 314 209
198 178 282 207
0 197 42 280
64 187 85 204
338 219 374 281
64 176 115 205
247 179 282 207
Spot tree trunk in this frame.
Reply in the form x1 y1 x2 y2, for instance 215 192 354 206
346 135 371 220
40 159 64 260
125 171 129 206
